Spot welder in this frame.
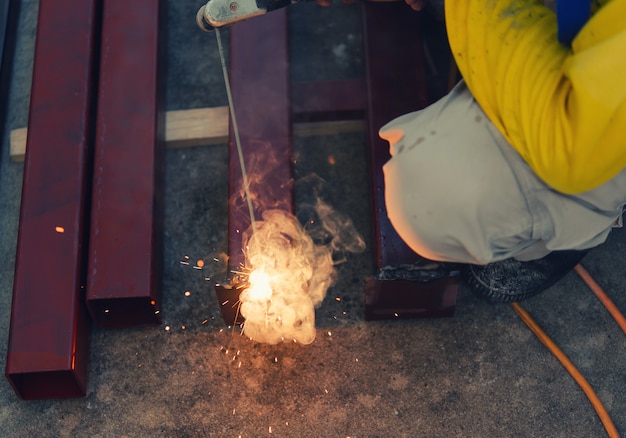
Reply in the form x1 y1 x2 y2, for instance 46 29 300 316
376 0 626 302
198 0 626 303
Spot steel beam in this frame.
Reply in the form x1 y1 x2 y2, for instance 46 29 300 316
218 10 292 324
6 0 100 399
362 2 458 319
85 0 165 328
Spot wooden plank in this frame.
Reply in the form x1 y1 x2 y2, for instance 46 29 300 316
11 108 227 161
8 125 26 159
12 116 365 161
5 0 99 399
362 1 458 319
85 0 164 328
217 10 292 324
165 107 229 148
11 80 367 161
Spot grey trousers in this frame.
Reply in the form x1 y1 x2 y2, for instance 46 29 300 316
380 81 626 265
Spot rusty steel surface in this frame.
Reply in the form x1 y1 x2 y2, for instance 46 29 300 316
5 0 100 399
362 1 458 318
365 276 457 320
226 10 293 271
215 10 292 324
85 0 165 328
290 79 366 123
363 1 430 268
214 282 245 326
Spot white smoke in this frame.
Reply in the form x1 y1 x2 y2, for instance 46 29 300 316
238 191 365 345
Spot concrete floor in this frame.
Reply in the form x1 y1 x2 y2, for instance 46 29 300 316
1 1 625 436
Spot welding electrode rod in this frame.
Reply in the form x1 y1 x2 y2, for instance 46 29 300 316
215 28 256 227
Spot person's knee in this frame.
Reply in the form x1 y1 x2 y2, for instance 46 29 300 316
386 190 502 264
383 152 517 264
383 155 478 262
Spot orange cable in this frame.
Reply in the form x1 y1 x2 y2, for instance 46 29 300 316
510 302 620 438
574 263 626 335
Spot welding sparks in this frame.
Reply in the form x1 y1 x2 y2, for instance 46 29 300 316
235 210 331 344
246 270 272 303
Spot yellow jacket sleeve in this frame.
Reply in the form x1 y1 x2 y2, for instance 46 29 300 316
446 0 626 194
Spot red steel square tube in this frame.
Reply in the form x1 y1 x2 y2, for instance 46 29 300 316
290 79 366 123
362 2 458 318
85 0 165 328
217 10 292 324
5 0 100 399
226 10 293 270
363 1 429 267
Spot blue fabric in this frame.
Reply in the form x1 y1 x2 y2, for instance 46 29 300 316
557 0 591 44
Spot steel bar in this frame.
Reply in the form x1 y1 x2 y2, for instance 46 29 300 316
12 78 367 161
5 0 100 399
365 276 458 320
218 10 292 325
85 0 165 328
362 1 458 319
290 79 366 123
226 10 292 269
